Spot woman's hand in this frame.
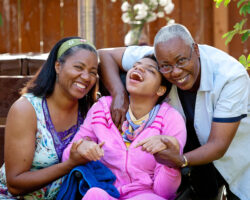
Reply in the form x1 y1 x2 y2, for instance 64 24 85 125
67 139 88 167
76 140 105 162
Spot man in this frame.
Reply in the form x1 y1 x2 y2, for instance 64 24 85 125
98 24 250 200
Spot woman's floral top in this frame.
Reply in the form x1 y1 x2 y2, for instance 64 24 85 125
0 93 83 199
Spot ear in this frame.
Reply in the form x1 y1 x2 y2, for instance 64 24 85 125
156 86 166 96
193 43 200 57
55 61 61 74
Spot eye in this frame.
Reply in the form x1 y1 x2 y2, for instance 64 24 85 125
177 58 188 65
74 65 83 70
162 65 171 69
146 68 156 74
90 71 97 76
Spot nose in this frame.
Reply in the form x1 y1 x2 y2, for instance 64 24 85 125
134 65 145 72
80 70 90 81
171 65 183 77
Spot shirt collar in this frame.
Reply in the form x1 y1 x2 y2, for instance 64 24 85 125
198 45 214 92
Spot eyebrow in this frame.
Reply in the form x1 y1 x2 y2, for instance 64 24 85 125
135 61 159 70
161 53 187 65
74 61 97 69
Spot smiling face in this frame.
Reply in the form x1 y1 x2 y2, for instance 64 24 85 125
155 37 201 91
126 57 166 99
55 49 98 100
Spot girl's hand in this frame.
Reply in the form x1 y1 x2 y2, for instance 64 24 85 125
77 140 105 161
135 135 180 154
68 139 88 166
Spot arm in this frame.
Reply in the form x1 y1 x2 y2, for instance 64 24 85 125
98 47 129 127
5 98 84 196
156 74 249 167
62 104 104 162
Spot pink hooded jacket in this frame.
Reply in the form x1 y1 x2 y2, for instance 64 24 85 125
62 96 186 200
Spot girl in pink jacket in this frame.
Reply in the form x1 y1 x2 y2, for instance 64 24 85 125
62 55 186 200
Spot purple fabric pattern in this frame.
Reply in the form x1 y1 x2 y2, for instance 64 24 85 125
42 98 83 161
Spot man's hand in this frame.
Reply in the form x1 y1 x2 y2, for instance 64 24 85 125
135 135 180 155
154 137 183 168
111 92 129 129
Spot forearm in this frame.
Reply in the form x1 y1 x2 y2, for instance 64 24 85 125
153 165 181 199
185 121 240 166
98 48 127 97
7 160 74 196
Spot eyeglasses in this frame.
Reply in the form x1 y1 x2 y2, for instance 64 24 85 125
159 45 194 74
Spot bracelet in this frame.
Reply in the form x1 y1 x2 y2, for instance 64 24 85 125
181 155 188 168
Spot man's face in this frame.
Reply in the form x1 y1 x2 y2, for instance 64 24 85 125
155 37 200 91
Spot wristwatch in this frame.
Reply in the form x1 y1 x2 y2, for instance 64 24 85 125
181 155 188 168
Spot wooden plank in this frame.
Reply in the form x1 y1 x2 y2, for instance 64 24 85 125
0 76 32 118
203 0 213 45
20 0 40 53
0 0 19 53
43 0 61 52
213 2 229 52
63 0 78 37
0 125 5 166
95 0 125 48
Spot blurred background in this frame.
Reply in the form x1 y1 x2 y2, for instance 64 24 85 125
0 0 249 58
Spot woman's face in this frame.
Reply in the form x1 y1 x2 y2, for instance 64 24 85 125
155 37 200 91
126 57 165 98
56 49 98 100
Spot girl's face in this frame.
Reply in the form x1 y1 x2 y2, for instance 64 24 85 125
55 49 98 100
126 57 166 98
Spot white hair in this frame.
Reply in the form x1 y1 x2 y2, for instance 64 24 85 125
154 24 194 48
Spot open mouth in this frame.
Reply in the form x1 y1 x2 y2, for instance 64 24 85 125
74 82 87 89
130 71 143 82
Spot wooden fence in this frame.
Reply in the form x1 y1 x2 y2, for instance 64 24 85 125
0 0 249 59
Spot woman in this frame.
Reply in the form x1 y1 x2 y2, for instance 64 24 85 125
63 55 187 200
0 37 99 199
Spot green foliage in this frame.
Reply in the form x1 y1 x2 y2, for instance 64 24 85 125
214 0 249 69
239 55 250 70
222 19 248 45
214 0 231 8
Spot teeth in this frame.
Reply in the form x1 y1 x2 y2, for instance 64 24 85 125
131 72 143 81
177 78 185 83
75 83 86 89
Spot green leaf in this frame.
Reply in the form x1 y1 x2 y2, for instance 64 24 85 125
237 0 246 8
224 0 231 7
241 30 250 42
222 31 236 45
239 3 250 16
214 0 224 8
239 55 247 66
247 54 250 70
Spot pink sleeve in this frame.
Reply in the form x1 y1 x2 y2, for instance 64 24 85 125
153 106 186 198
62 104 98 162
161 107 187 154
153 164 181 199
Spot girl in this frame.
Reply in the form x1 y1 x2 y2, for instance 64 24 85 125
63 54 186 200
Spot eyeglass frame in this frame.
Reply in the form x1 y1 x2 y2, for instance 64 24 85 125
159 43 195 74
